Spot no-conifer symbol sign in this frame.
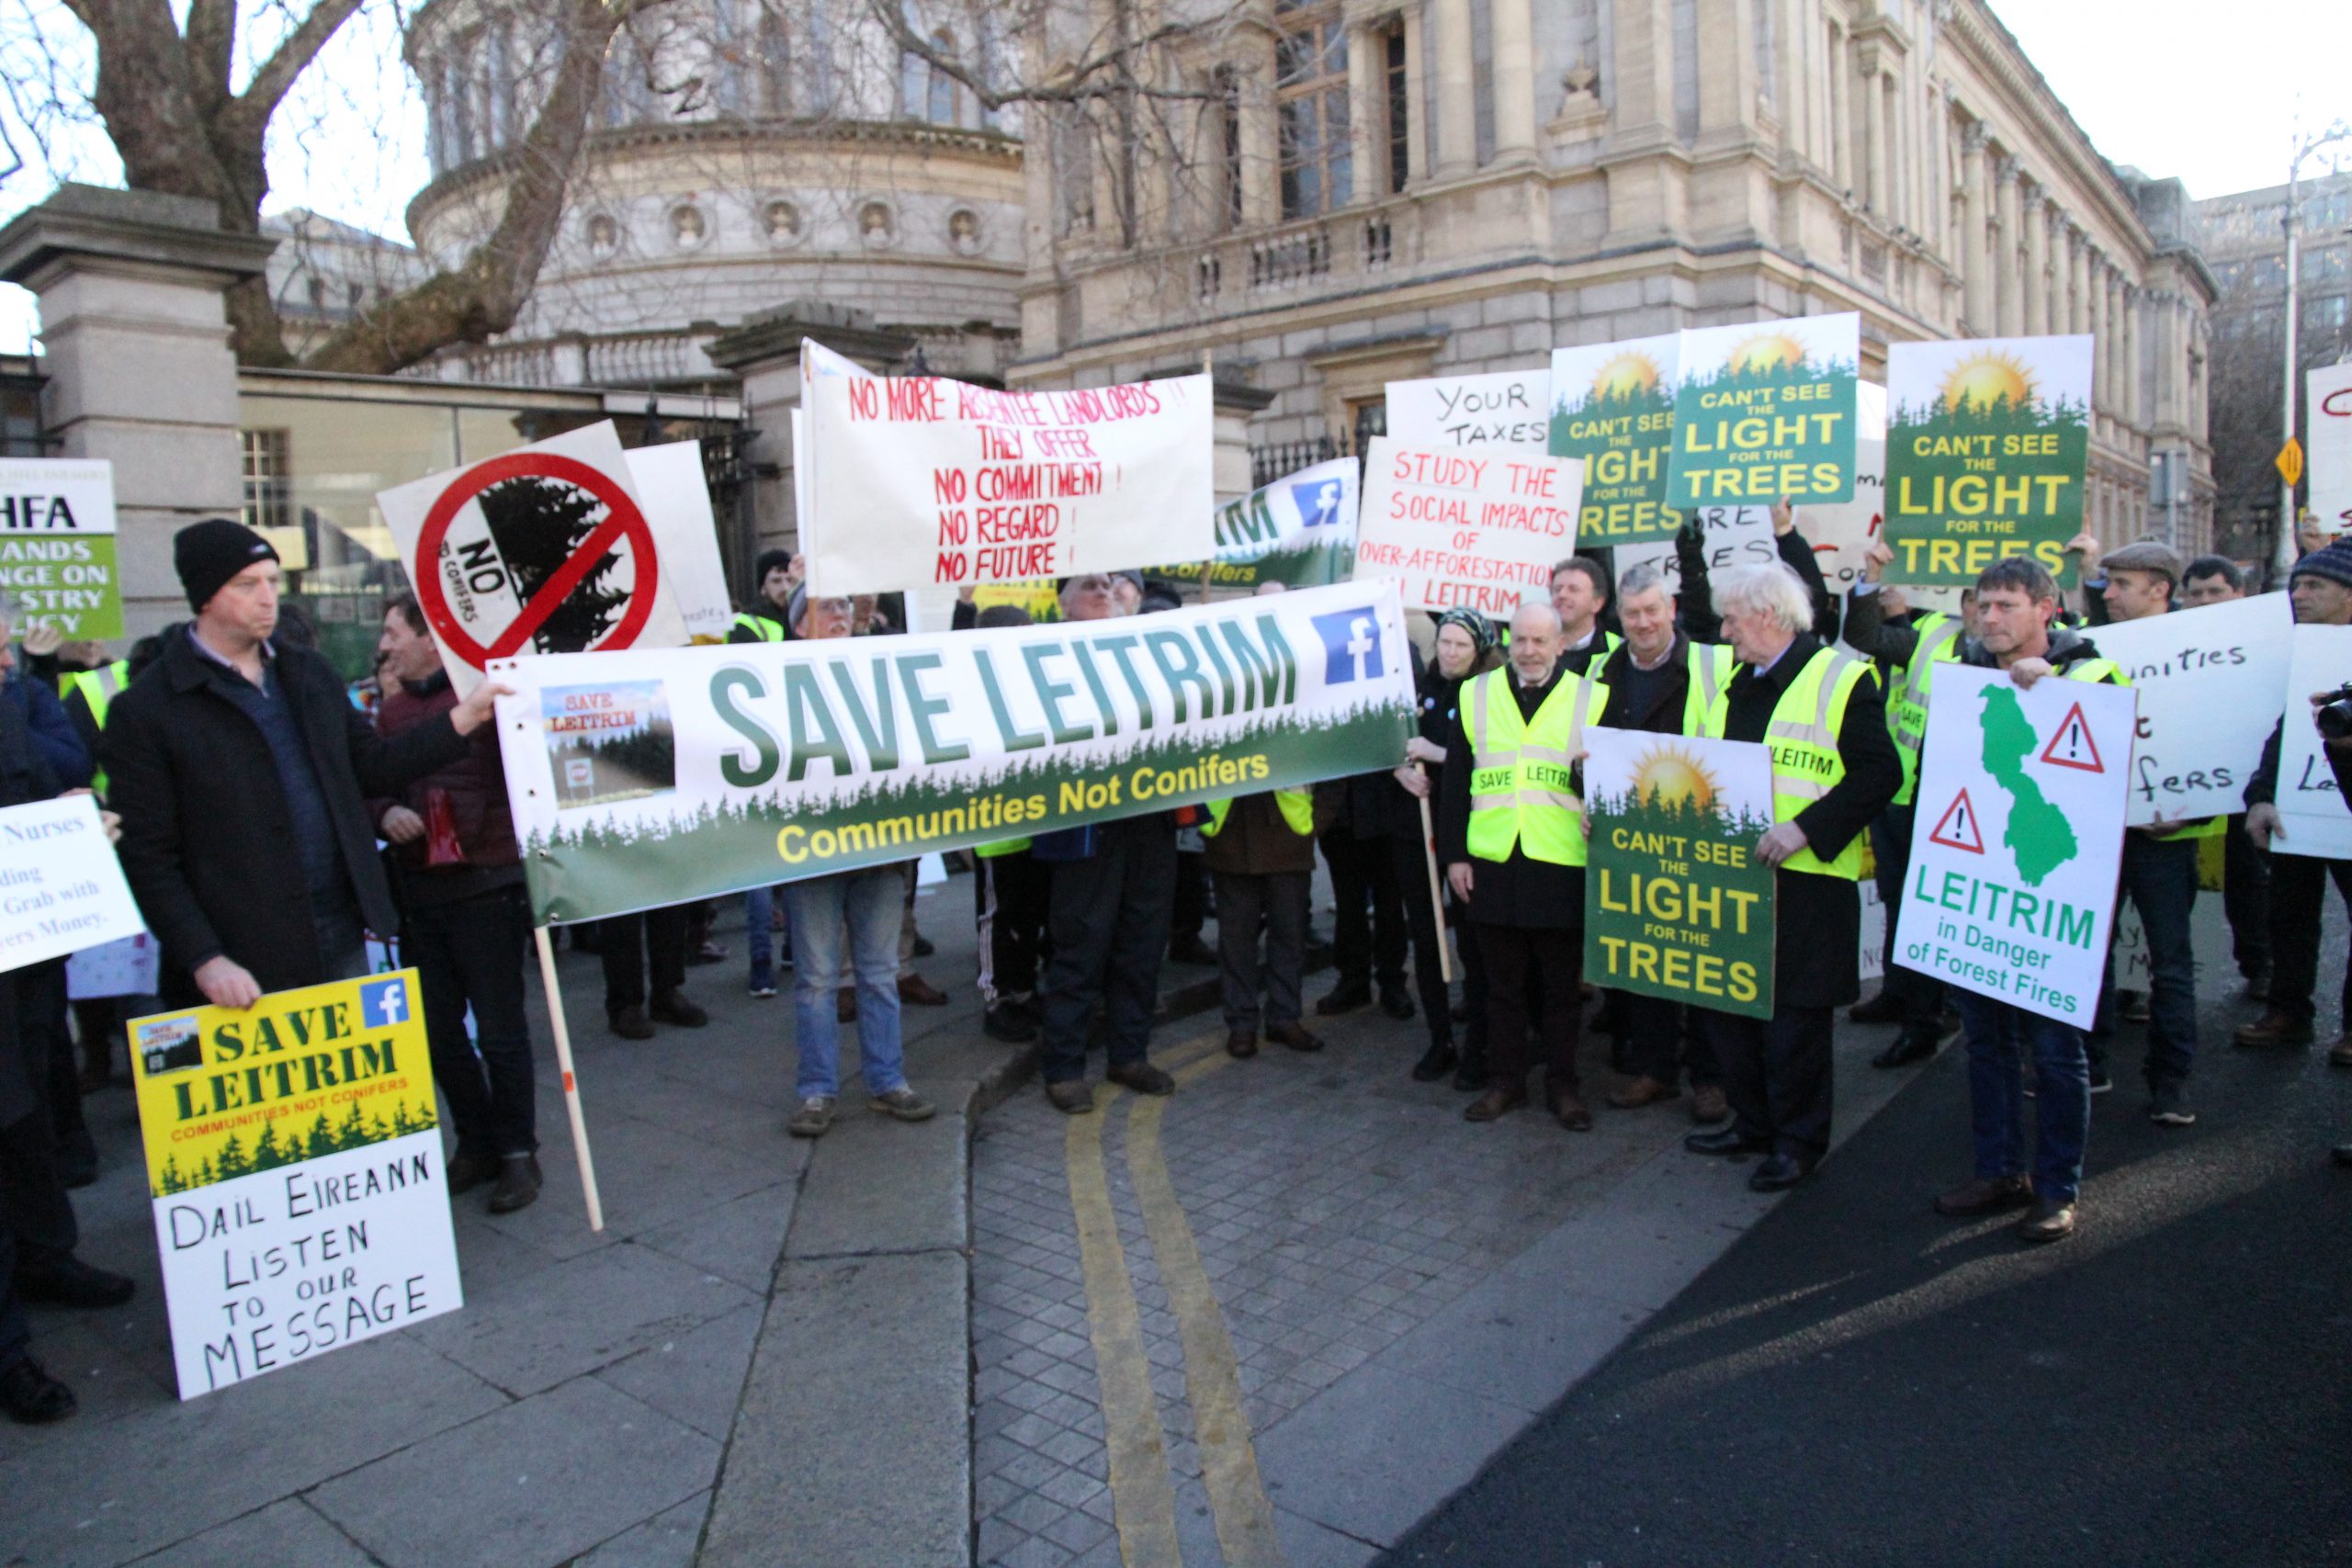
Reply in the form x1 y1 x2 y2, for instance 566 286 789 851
379 423 688 694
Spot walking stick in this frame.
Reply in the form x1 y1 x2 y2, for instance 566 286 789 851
532 926 606 1231
1417 784 1455 985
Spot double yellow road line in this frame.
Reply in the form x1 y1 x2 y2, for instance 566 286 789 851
1062 1035 1286 1568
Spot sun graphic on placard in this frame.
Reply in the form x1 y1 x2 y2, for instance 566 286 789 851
1727 331 1809 377
1590 350 1664 400
1632 744 1721 813
1938 350 2038 414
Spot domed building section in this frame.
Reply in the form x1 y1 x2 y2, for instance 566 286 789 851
401 0 1025 390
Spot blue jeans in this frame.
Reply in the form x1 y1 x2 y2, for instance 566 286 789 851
746 886 784 991
784 868 906 1100
2092 834 2199 1089
1955 989 2089 1203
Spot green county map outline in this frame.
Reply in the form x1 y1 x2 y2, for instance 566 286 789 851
1978 683 2076 886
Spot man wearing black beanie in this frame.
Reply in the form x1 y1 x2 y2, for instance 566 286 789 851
100 519 508 1009
729 549 800 643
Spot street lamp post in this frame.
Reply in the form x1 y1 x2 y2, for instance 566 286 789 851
2279 121 2352 581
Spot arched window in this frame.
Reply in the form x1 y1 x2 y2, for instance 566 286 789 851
926 31 957 125
754 3 791 118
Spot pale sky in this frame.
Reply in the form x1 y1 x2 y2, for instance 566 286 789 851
2 0 2346 355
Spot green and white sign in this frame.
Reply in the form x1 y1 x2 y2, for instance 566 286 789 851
1170 458 1358 592
1894 663 2135 1023
1549 333 1680 547
0 457 121 640
1665 313 1860 509
1582 726 1777 1020
493 581 1418 924
1882 334 2093 589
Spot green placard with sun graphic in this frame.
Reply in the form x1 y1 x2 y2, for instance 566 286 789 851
1582 726 1779 1021
1549 333 1681 547
1881 334 2095 590
1665 313 1861 510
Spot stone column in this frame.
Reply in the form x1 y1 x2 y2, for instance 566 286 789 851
706 303 915 563
1696 0 1759 139
1347 19 1385 201
2021 187 2048 336
2066 230 2088 335
1863 62 1887 215
1432 0 1476 175
0 185 276 639
1490 0 1537 162
2086 255 2107 408
2122 285 2142 427
1994 157 2022 335
1238 43 1280 226
1961 124 1990 331
1827 27 1850 187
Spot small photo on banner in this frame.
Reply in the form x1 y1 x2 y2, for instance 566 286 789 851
1180 457 1360 592
1666 313 1861 509
1582 727 1778 1020
1548 333 1680 547
1881 334 2094 589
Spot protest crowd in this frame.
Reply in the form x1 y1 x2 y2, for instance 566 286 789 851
4 355 2350 1433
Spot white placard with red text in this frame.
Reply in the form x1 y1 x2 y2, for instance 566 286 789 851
1351 436 1583 615
803 372 1214 595
2309 362 2352 538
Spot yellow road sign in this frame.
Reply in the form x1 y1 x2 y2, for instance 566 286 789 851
2277 437 2305 487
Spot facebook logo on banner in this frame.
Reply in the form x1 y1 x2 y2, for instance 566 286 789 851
1312 611 1385 685
1289 478 1345 528
359 977 411 1031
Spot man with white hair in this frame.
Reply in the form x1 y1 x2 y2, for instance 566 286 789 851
1439 599 1610 1130
1590 559 1735 1124
1684 560 1899 1191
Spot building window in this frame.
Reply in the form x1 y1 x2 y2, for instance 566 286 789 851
1383 26 1408 196
2304 295 2348 337
1275 0 1350 220
2302 246 2347 283
241 429 292 536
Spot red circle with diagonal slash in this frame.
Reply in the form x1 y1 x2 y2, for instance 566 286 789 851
413 452 660 671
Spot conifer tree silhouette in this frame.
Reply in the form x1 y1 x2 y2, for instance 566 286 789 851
477 474 631 652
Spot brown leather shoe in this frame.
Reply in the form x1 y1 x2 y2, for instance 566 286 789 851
1690 1084 1729 1125
1607 1075 1679 1110
1227 1029 1259 1058
1046 1081 1094 1114
898 972 951 1007
2016 1197 2076 1244
1935 1175 2034 1217
1464 1086 1526 1122
2328 1034 2352 1069
2233 1010 2315 1048
1107 1061 1175 1096
1550 1092 1594 1132
1265 1021 1324 1053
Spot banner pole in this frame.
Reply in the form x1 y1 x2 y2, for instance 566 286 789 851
532 926 605 1232
1417 787 1454 985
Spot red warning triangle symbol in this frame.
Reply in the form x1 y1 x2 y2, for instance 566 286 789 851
1928 789 1986 854
2038 701 2105 773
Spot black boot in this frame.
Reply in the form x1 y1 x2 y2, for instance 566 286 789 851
1411 1039 1458 1083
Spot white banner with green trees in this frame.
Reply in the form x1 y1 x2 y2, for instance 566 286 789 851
492 581 1419 924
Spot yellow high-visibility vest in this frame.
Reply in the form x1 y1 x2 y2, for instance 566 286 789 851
1698 647 1874 880
61 660 130 795
1464 666 1609 866
1202 789 1315 839
731 612 787 642
1887 613 1964 807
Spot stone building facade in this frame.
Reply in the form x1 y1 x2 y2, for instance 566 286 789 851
2193 169 2352 558
401 0 1026 391
1012 0 2216 552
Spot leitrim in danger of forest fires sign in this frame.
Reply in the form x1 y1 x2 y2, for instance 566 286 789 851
492 580 1418 926
125 971 462 1398
1893 664 2135 1024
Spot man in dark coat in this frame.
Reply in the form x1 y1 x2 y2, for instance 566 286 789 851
100 519 502 1010
1682 561 1899 1191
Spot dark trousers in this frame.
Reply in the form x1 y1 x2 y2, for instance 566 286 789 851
2093 834 2199 1089
406 886 537 1160
599 904 689 1016
976 849 1052 1004
1214 869 1310 1031
1386 836 1452 1049
1623 994 1720 1089
1705 1004 1835 1163
1041 819 1177 1084
1171 850 1208 942
1324 831 1405 991
1870 807 1944 1021
1475 924 1584 1097
17 963 88 1171
2223 818 2271 980
2265 852 2352 1026
1956 989 2088 1204
0 965 76 1266
1456 894 1487 1055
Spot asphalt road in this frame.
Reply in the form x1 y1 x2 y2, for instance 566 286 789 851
1383 909 2352 1568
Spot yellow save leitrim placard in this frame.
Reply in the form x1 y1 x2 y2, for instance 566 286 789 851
126 971 462 1398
